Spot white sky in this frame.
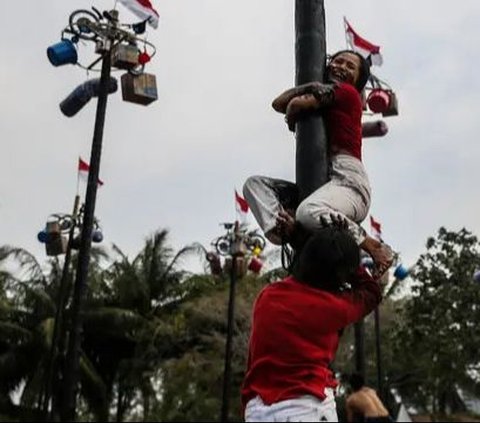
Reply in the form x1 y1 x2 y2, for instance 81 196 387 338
1 0 480 273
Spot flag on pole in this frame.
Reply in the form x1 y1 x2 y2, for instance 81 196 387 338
118 0 159 29
370 215 382 241
235 190 249 224
78 157 104 186
344 18 383 66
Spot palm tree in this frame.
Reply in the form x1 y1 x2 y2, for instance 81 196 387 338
0 245 110 421
146 268 273 422
79 229 208 421
0 245 58 421
0 229 236 421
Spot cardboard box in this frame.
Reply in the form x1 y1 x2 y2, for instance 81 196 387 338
121 73 158 106
46 234 68 256
112 44 139 70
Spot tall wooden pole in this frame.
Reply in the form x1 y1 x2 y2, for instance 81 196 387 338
354 320 366 379
220 223 244 422
374 307 384 398
220 255 239 423
62 47 112 422
41 195 80 420
295 0 328 200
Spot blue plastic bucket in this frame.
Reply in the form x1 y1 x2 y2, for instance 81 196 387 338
394 264 409 281
37 230 50 244
47 39 78 67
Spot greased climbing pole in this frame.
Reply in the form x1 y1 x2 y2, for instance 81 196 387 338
295 0 328 200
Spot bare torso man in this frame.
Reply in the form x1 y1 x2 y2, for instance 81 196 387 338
346 374 392 422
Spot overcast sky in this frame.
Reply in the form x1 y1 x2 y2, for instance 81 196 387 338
1 0 479 273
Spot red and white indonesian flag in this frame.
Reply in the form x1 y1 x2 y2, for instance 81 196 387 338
118 0 159 29
370 215 382 241
344 18 383 66
235 190 249 224
78 157 104 186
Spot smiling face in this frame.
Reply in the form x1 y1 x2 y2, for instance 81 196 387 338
327 52 362 87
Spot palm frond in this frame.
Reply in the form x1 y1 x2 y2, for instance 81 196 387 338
92 244 110 260
19 359 47 409
0 270 15 284
0 246 46 285
15 283 56 318
38 317 55 347
79 352 109 422
0 322 32 345
0 350 37 393
160 242 209 280
110 243 129 262
84 307 146 340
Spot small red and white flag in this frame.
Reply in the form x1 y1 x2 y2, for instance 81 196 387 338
235 190 249 224
370 215 382 241
118 0 159 29
78 157 104 186
344 17 383 66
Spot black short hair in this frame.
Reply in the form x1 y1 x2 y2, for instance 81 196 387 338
328 50 371 92
349 373 365 392
292 227 360 291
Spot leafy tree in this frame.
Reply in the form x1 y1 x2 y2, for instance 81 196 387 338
0 230 215 422
79 230 208 421
0 246 57 421
0 245 110 422
389 227 480 416
148 271 268 422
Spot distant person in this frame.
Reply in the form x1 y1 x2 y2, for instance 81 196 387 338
241 220 383 422
345 373 393 422
243 50 393 278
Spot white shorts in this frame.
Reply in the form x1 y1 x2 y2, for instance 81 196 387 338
245 388 338 422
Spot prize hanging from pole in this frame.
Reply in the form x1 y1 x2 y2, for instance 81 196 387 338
365 74 399 117
44 4 160 420
342 18 399 119
119 37 158 106
47 5 159 117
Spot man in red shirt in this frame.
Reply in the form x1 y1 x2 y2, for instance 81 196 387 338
242 224 382 422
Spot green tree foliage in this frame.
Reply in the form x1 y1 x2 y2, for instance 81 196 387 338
0 246 57 421
389 227 480 415
333 297 406 421
0 245 110 421
0 230 202 422
148 272 268 422
334 298 399 384
79 230 205 422
4 226 480 422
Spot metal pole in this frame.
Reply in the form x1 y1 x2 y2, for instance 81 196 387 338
374 307 383 399
295 0 328 200
62 47 112 422
354 319 366 380
220 254 239 422
42 196 81 421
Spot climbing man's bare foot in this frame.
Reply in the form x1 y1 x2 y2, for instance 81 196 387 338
276 209 296 241
371 244 394 279
360 236 394 279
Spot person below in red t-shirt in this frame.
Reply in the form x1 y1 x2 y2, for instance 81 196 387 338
242 50 392 277
242 223 382 422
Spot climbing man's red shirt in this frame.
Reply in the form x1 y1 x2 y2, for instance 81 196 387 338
326 82 364 160
241 267 381 410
